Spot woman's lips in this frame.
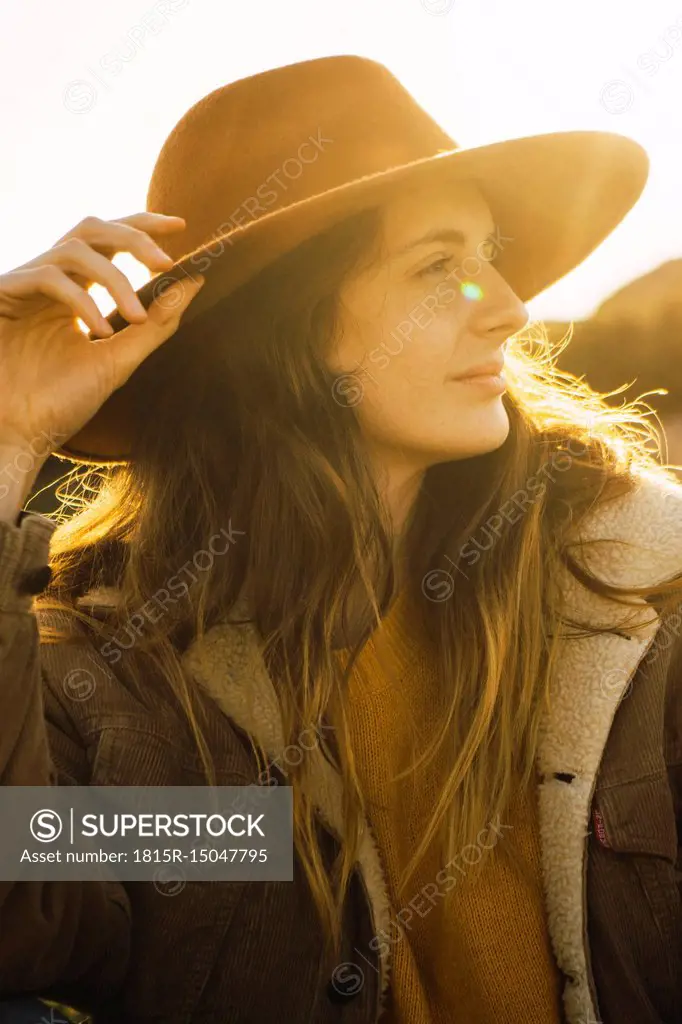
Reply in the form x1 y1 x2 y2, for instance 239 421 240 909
448 370 507 393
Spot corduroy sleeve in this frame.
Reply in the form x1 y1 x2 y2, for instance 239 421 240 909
0 511 130 1007
664 609 682 893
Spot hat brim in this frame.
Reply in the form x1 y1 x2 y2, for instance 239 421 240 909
58 129 648 463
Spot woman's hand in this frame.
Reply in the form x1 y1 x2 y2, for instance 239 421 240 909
0 212 204 466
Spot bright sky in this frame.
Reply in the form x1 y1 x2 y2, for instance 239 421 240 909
2 0 681 322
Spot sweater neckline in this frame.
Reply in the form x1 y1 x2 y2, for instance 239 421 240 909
331 586 409 655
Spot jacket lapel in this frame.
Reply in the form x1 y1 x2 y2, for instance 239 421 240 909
180 605 393 1013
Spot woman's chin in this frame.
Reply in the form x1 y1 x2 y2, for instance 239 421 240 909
447 403 511 458
369 402 511 463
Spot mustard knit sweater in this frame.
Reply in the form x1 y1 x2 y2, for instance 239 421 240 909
336 592 566 1024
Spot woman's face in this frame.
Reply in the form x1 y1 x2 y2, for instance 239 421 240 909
328 179 529 474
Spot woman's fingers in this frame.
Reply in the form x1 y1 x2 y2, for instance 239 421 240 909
112 212 187 234
0 264 114 337
8 213 194 334
52 213 187 268
47 238 151 324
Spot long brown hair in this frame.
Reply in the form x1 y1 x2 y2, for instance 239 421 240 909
37 205 682 958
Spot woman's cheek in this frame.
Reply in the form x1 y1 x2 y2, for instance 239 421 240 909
435 279 458 306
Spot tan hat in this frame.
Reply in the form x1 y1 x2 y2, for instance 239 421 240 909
58 53 649 464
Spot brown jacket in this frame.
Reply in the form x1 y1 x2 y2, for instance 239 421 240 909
0 471 681 1024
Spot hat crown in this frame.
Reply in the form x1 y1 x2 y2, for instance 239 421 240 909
147 55 457 260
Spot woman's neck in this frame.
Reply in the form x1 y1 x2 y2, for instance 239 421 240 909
368 444 426 539
329 449 426 650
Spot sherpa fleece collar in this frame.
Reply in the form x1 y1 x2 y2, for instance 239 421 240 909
81 469 682 1024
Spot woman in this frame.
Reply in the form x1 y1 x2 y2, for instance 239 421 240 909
0 55 681 1024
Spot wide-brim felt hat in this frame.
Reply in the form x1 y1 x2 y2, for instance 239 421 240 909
57 53 649 464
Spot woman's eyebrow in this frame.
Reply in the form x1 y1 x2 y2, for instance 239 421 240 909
392 228 470 256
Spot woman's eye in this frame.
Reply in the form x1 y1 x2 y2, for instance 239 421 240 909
416 257 452 278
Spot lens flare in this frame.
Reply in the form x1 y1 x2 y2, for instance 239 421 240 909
461 281 483 301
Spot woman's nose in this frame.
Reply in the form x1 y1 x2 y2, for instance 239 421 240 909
471 269 530 344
